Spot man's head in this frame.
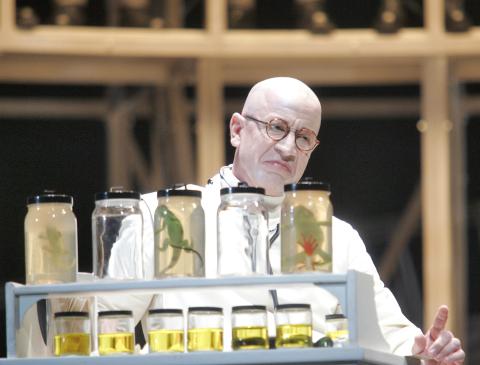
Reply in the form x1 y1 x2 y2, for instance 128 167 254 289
230 77 322 196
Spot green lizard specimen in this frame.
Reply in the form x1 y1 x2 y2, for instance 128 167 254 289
155 205 204 275
38 225 75 272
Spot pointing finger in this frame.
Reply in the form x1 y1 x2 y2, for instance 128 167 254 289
429 305 449 341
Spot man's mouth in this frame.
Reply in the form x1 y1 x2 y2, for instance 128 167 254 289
263 160 292 174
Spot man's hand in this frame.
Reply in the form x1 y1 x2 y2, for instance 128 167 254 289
412 305 465 364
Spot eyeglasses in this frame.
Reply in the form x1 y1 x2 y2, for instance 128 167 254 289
243 115 319 152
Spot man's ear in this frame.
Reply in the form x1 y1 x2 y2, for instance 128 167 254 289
230 112 244 148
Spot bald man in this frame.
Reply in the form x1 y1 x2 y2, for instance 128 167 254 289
195 77 464 362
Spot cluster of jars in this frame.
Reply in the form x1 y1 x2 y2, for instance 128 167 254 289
53 310 135 356
24 180 333 284
53 304 318 356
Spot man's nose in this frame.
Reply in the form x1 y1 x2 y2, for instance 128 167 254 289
274 132 297 159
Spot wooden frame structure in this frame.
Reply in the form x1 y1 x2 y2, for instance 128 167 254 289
0 0 472 348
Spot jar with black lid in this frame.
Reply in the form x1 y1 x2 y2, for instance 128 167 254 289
54 311 90 356
154 188 205 278
281 180 332 273
24 193 78 284
92 189 143 279
97 310 135 355
217 186 269 276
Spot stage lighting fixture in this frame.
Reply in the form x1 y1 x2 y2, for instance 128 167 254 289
445 0 471 32
53 0 87 26
228 0 256 29
295 0 335 34
119 0 153 28
374 0 405 34
16 6 39 29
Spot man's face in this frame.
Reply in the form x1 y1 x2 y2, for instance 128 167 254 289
231 93 320 196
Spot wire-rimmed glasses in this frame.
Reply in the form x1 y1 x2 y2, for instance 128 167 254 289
243 115 319 152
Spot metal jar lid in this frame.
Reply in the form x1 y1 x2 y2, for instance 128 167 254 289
98 310 133 317
232 305 267 313
220 186 265 195
27 193 73 205
275 303 311 311
95 191 140 201
284 180 330 192
157 189 201 198
188 306 223 314
54 311 89 318
149 309 183 315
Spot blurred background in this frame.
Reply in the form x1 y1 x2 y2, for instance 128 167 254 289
0 0 479 361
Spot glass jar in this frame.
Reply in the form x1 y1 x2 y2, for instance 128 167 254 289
92 190 143 279
154 189 205 278
147 309 184 353
24 193 78 285
231 305 268 350
217 186 269 276
54 311 91 356
275 304 312 348
187 307 223 352
325 314 349 347
97 310 135 355
281 180 333 273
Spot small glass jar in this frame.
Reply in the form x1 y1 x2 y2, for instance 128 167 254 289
281 180 333 273
97 310 135 355
187 307 223 352
154 188 205 278
325 314 349 347
92 190 143 279
24 193 78 285
217 186 269 276
54 311 90 356
147 309 184 353
275 304 312 348
231 305 268 350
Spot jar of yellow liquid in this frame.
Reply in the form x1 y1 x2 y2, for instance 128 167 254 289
187 307 223 352
24 193 78 285
325 314 349 347
148 309 184 353
54 311 90 356
98 310 135 355
275 304 312 348
232 305 268 350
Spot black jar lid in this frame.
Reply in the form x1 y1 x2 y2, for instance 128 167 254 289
232 305 266 312
54 311 89 318
98 310 133 317
95 191 140 201
220 186 265 195
149 308 183 315
284 180 330 192
27 193 73 205
188 306 223 313
325 314 346 320
157 189 201 198
275 303 311 310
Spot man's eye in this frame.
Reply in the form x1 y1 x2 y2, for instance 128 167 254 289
271 124 286 132
298 134 310 142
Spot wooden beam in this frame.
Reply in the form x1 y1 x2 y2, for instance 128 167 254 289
420 56 466 342
0 55 172 84
196 59 224 185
